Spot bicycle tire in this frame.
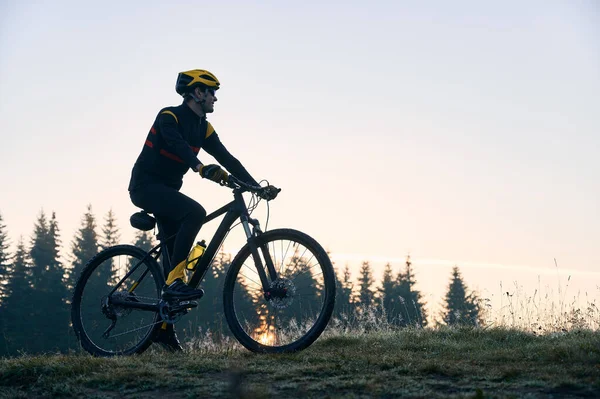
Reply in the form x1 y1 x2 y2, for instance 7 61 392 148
71 245 164 357
223 228 335 353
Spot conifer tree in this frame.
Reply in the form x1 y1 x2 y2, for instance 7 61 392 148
133 229 155 252
334 263 354 318
395 256 428 327
97 209 121 286
378 263 399 323
442 266 481 326
100 209 120 250
68 204 99 289
28 210 49 291
1 237 33 355
333 264 350 318
341 264 354 311
287 252 320 316
357 261 375 309
0 213 10 303
27 211 70 352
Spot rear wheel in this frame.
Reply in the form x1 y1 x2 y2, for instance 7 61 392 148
223 229 335 353
71 245 164 356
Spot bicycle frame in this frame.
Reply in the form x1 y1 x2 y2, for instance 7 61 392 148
110 186 279 311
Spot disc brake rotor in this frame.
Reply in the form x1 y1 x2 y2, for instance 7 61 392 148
267 278 296 309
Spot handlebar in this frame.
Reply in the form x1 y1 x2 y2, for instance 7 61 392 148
225 175 260 191
225 175 281 201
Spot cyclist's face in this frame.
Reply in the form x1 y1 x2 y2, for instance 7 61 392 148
200 88 217 113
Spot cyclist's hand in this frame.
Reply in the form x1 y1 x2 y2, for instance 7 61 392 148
257 185 280 201
199 164 229 185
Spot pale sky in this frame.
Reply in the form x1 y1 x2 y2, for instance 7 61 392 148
1 1 599 316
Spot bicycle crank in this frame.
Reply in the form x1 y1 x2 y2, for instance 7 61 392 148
158 299 198 324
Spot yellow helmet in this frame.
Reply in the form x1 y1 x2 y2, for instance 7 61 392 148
175 69 220 96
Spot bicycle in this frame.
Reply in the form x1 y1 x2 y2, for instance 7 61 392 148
71 176 336 356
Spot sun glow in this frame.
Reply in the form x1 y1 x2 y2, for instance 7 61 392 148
258 331 276 346
254 314 278 346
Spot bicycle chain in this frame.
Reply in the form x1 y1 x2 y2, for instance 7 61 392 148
104 320 164 339
106 293 194 330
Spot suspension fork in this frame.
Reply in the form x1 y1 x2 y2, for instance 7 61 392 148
242 215 278 289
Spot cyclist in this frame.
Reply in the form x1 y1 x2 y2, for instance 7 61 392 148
128 69 274 349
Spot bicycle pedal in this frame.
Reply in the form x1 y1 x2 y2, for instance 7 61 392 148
172 300 198 309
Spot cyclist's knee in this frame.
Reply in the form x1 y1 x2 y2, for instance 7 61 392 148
188 204 206 224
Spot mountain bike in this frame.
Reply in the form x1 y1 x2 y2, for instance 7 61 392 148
71 176 335 356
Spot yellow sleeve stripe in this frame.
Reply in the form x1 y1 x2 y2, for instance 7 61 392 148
160 110 179 124
206 122 215 138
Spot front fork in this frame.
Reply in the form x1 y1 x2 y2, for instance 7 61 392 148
241 216 278 291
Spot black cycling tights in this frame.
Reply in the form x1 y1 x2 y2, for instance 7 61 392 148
130 184 206 276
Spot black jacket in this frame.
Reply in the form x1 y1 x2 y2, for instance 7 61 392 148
129 102 257 191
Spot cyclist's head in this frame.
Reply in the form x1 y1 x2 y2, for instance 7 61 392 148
176 69 219 114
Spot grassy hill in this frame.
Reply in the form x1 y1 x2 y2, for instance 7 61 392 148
1 328 599 398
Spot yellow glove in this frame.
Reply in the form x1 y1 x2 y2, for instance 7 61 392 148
199 164 229 184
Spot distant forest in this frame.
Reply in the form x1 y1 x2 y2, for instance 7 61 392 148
0 207 482 356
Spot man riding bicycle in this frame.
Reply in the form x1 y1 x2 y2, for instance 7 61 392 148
128 69 276 350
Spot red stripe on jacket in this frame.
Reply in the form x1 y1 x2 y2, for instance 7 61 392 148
159 149 184 163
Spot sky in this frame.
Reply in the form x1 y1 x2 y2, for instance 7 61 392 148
1 1 599 319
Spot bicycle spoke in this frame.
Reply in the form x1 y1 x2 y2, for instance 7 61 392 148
241 261 260 276
278 240 293 275
106 320 163 339
239 272 263 288
287 250 313 277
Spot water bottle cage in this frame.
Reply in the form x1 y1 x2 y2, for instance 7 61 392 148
186 256 202 271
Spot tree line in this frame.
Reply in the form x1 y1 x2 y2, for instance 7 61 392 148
0 209 482 356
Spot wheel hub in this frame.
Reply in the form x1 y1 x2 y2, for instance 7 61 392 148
265 278 296 309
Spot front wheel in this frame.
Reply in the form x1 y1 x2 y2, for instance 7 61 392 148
223 229 335 353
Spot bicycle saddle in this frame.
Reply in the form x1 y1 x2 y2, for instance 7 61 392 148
130 211 156 231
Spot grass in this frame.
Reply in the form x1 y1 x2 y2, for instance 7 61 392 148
484 278 600 333
1 327 599 398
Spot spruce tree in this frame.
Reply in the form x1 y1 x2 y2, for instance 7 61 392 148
287 252 320 316
100 209 120 250
27 212 71 353
68 204 99 289
98 209 120 286
378 263 399 324
341 264 354 313
28 210 49 291
395 256 428 327
1 237 33 355
133 229 155 252
442 266 481 326
332 263 356 332
0 213 10 303
357 261 375 309
334 263 354 318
